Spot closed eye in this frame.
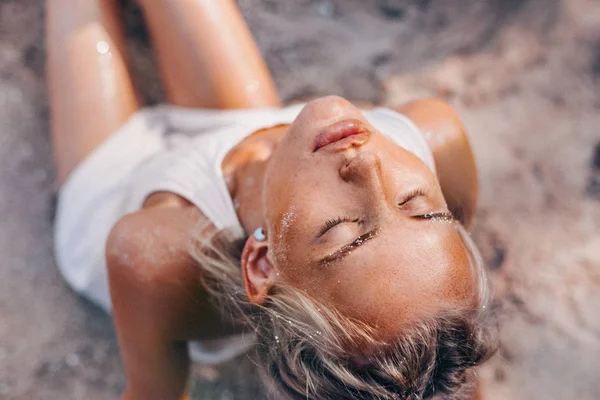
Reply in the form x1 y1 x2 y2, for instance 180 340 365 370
399 188 451 219
398 189 426 206
318 216 359 238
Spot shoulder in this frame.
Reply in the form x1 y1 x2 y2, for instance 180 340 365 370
106 204 212 283
393 99 478 228
393 98 467 146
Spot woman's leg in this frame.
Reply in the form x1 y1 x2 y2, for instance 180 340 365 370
137 0 281 109
47 0 140 183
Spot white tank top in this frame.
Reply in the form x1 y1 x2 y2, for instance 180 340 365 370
122 104 436 238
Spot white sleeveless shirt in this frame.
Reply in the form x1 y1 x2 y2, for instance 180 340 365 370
54 104 436 362
122 105 436 239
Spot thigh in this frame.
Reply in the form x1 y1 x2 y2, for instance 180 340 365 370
47 0 140 183
139 0 281 109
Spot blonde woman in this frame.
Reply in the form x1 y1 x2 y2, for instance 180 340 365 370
48 0 497 399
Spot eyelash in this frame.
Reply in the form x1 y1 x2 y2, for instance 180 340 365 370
318 189 429 237
318 216 359 237
398 189 426 206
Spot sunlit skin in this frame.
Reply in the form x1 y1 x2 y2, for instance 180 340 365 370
48 0 480 399
239 96 475 340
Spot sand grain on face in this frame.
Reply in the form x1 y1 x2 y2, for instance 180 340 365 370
271 205 296 268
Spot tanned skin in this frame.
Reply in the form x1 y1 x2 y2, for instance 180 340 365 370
48 0 479 399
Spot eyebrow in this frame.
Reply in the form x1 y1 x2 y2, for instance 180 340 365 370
317 228 380 266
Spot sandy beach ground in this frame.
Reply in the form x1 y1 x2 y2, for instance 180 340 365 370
1 0 599 399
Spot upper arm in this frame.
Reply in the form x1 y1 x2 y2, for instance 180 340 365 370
395 99 478 228
106 206 206 291
105 206 217 400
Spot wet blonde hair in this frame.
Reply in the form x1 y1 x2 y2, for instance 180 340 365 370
189 221 497 400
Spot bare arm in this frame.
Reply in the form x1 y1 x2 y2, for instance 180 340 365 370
396 99 478 228
106 198 239 400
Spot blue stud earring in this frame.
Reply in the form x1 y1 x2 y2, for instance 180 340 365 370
253 227 266 241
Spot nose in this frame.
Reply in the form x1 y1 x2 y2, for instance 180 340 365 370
340 151 383 188
340 152 396 212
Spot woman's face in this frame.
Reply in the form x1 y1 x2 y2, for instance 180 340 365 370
262 96 475 339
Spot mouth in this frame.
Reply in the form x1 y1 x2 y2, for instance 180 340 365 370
313 118 371 152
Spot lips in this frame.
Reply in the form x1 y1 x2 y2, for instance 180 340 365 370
313 119 371 152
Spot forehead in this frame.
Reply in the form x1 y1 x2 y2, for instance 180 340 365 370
318 223 474 334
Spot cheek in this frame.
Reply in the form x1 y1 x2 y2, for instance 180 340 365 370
267 199 319 276
264 157 311 208
264 159 339 241
269 204 298 267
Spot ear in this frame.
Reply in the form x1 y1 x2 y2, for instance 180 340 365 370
241 233 277 305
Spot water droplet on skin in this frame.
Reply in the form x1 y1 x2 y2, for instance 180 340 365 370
96 41 110 54
246 80 260 94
